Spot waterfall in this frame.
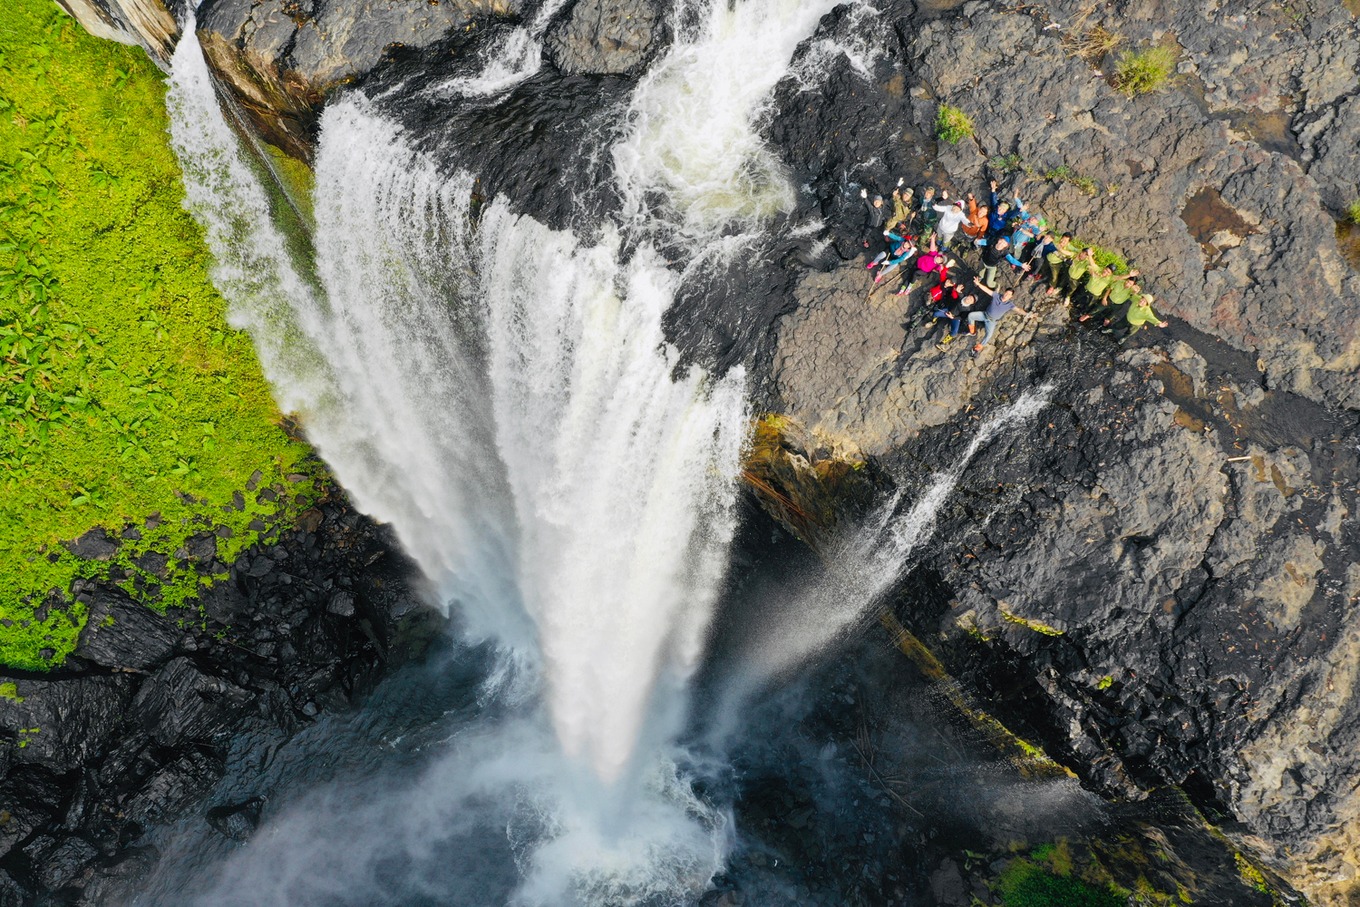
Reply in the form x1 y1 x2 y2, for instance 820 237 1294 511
743 385 1055 684
158 0 892 899
611 0 844 247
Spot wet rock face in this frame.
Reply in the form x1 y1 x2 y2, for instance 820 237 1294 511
763 2 1360 898
545 0 666 75
0 495 432 904
196 0 524 155
56 0 181 61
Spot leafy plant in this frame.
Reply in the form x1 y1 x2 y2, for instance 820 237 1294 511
1113 45 1178 96
1347 199 1360 226
936 104 975 144
998 859 1124 907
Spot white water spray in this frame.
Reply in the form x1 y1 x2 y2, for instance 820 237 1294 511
612 0 844 246
162 0 873 896
746 384 1055 683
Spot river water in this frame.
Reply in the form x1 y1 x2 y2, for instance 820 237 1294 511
131 2 1090 904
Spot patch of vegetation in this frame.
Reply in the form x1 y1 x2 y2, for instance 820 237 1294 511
1070 239 1132 275
998 858 1125 907
999 606 1065 636
1043 164 1101 197
0 681 23 702
1096 674 1114 691
1113 45 1178 97
989 152 1027 174
0 0 319 670
1347 199 1360 226
936 104 974 144
1069 25 1121 64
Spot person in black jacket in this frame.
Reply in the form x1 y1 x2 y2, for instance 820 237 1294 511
860 188 888 245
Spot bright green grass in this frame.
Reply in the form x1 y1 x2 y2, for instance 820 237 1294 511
0 1 320 670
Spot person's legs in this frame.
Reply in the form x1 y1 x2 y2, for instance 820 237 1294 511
982 264 997 285
966 311 987 342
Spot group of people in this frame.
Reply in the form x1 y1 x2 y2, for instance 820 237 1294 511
857 177 1167 354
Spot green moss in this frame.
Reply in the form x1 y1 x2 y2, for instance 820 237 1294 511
0 681 23 702
0 0 320 670
999 606 1065 636
1114 45 1178 97
1096 675 1114 691
998 858 1125 907
1347 199 1360 226
260 142 315 229
936 104 974 144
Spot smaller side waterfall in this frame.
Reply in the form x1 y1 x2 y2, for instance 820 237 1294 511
611 0 844 246
742 385 1055 685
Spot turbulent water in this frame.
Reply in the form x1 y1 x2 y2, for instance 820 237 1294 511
151 0 1062 904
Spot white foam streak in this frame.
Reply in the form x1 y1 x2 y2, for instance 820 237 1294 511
429 0 574 98
612 0 843 246
749 385 1055 682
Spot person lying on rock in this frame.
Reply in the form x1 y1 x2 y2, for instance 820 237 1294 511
1005 215 1041 272
914 185 940 239
1024 232 1058 286
1097 271 1140 321
931 291 977 349
986 180 1013 239
871 230 918 282
859 187 888 253
897 235 945 297
1064 247 1096 301
1074 265 1115 321
968 277 1039 352
962 193 989 244
885 179 914 232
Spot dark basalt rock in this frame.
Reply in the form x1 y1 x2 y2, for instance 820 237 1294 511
544 0 667 75
74 588 179 671
0 492 431 904
62 527 120 562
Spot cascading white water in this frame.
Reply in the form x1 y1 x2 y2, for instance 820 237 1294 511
745 385 1055 683
611 0 844 245
161 0 895 898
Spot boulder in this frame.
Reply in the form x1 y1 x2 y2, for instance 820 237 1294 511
74 588 180 671
196 0 524 156
0 675 135 773
545 0 665 75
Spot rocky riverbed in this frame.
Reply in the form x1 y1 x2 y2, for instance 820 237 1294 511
32 0 1360 903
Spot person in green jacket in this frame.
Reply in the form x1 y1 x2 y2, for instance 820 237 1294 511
1075 265 1115 320
1098 273 1140 326
885 179 914 232
1064 247 1095 301
1043 233 1076 296
1120 293 1168 341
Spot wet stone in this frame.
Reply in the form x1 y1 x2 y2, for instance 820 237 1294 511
206 797 264 842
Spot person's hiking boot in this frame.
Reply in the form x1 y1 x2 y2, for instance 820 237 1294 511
972 343 984 353
936 335 954 350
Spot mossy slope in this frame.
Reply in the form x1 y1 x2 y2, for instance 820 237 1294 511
0 1 318 670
